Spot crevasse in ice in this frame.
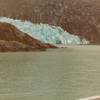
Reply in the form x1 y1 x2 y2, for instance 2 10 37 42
0 17 89 45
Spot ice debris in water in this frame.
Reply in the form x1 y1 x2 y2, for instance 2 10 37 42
0 17 89 45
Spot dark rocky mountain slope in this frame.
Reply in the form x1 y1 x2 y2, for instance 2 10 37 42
0 22 56 52
0 0 100 44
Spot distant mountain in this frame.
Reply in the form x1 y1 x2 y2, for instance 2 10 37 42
0 22 56 52
0 0 99 44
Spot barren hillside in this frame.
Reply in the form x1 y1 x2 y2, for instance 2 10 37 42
0 0 100 44
0 22 49 51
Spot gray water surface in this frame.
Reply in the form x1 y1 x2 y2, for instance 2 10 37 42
0 46 100 100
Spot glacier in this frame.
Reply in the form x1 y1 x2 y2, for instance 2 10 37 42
0 17 89 45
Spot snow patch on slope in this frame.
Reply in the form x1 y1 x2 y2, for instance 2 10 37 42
0 17 89 45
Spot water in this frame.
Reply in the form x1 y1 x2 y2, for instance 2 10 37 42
0 46 100 100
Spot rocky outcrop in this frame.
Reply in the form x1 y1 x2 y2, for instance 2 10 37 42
0 22 56 52
0 0 100 44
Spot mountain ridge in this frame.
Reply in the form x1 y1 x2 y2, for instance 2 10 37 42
0 22 56 52
0 0 99 44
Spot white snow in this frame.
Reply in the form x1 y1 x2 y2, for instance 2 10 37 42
0 17 89 45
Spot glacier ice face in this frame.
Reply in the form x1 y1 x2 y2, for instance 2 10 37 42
0 17 89 45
